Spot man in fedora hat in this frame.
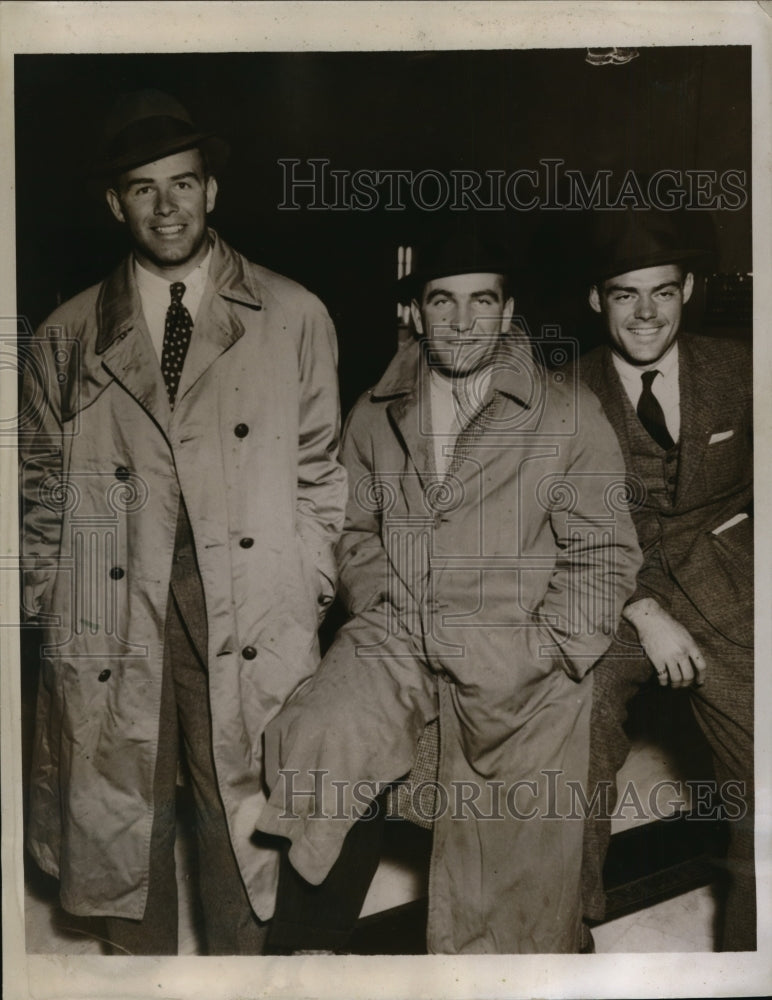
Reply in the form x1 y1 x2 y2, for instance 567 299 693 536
20 89 347 954
254 222 642 953
573 210 754 950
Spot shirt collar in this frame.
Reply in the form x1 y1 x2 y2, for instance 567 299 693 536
611 339 679 385
133 246 213 303
429 365 493 401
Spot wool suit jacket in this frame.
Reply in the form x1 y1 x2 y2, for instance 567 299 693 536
573 333 753 649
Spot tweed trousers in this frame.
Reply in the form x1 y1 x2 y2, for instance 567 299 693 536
581 574 755 951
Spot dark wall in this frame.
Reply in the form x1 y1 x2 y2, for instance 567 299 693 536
15 48 751 414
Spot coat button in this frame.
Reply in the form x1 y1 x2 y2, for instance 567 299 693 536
98 669 111 682
109 567 125 580
242 646 257 660
234 423 249 438
239 537 254 548
115 466 131 481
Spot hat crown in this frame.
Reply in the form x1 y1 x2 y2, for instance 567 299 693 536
102 89 194 145
589 209 708 282
398 219 514 304
413 230 510 282
92 89 228 179
596 211 680 262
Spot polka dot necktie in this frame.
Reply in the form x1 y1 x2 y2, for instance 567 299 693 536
637 369 674 451
161 281 193 408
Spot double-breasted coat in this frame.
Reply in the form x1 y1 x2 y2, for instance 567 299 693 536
20 231 347 920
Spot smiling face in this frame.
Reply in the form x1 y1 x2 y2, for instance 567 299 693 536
589 264 693 366
410 272 514 377
106 148 217 279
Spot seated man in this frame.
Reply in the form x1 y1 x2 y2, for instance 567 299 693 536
256 224 643 954
574 210 755 951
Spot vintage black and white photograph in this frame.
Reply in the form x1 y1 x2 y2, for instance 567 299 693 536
1 3 770 999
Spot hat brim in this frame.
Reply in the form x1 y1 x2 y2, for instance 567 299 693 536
89 132 230 180
591 247 711 284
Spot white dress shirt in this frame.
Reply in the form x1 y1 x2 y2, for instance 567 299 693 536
429 367 492 476
612 341 680 443
134 248 213 363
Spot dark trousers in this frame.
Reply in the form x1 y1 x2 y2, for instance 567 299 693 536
267 795 387 953
103 589 267 955
581 587 755 951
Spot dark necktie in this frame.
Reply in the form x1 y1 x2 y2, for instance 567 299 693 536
161 281 193 408
637 369 674 451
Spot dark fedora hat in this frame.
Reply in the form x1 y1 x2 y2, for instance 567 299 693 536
91 89 229 178
587 209 710 284
397 220 518 304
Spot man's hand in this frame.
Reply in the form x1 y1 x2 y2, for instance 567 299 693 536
623 597 707 688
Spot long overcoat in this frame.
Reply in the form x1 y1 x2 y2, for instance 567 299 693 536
258 332 643 951
20 231 347 920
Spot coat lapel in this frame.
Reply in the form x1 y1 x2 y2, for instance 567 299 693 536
583 348 636 468
378 333 538 488
174 235 262 406
95 258 171 431
375 340 436 487
386 389 436 488
94 234 262 430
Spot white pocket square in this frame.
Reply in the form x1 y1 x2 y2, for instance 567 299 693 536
712 512 749 536
709 429 734 444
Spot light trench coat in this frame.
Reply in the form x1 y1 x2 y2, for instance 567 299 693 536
258 333 643 952
21 231 347 920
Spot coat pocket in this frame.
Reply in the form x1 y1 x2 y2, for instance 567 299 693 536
293 534 335 622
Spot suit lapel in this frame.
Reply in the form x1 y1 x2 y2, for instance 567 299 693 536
583 339 718 509
675 334 717 505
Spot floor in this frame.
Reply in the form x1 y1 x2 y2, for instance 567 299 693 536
23 730 723 955
592 884 717 953
23 855 720 956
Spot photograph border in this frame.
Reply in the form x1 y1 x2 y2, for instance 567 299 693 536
2 3 770 998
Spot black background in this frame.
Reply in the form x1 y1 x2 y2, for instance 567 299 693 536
15 47 751 414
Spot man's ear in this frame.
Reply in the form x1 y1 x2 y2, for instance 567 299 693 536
410 300 424 335
588 286 602 314
106 188 125 224
205 175 218 214
682 272 694 305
